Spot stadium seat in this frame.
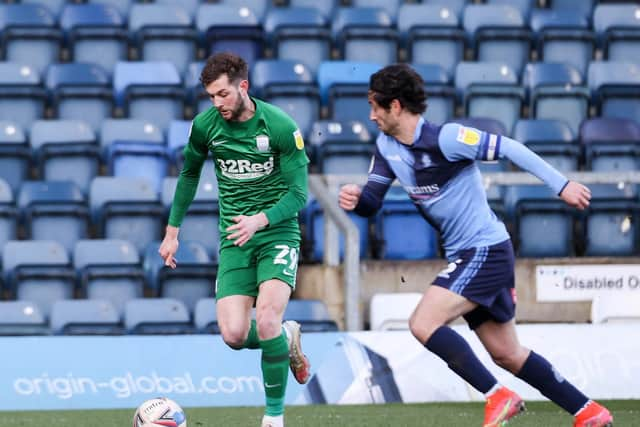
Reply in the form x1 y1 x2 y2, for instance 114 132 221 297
369 292 422 331
3 240 75 318
50 299 123 335
60 3 128 74
374 187 439 260
463 5 531 76
513 119 579 172
317 61 382 135
332 7 398 65
45 63 114 132
29 120 100 194
88 0 132 18
530 9 595 78
184 61 208 114
594 4 640 62
90 177 164 252
0 177 17 252
0 121 29 194
455 62 525 135
263 7 331 73
284 299 339 332
74 239 145 315
523 62 590 137
350 0 401 22
18 181 89 254
161 176 220 257
398 4 465 79
101 118 164 151
486 0 535 21
196 4 264 65
503 184 575 257
0 301 48 336
129 4 198 75
580 118 640 172
124 298 192 335
155 0 200 18
308 120 373 174
421 0 468 20
583 183 639 257
22 0 67 18
286 0 337 18
113 61 185 131
588 61 640 123
548 0 594 19
0 63 46 131
219 0 269 21
167 119 217 181
251 59 319 138
194 297 219 333
591 293 640 323
412 63 456 125
0 4 62 74
143 240 217 313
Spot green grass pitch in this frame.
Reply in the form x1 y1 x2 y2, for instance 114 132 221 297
1 400 637 427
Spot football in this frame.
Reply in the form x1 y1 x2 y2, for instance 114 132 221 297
133 397 187 427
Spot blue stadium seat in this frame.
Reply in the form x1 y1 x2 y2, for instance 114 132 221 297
398 5 465 79
60 3 128 74
18 181 89 254
21 0 67 18
463 5 531 76
580 118 640 172
530 9 595 78
124 298 192 335
486 0 535 21
74 239 144 315
251 59 319 138
523 62 590 137
143 240 217 313
0 178 17 253
184 61 208 114
286 0 337 19
264 8 330 73
196 4 264 65
588 61 640 123
513 119 579 172
412 63 456 125
548 0 594 19
284 299 339 332
0 63 46 131
450 118 509 173
503 184 574 257
350 0 401 23
219 0 269 21
45 63 113 132
308 120 373 174
455 62 525 135
421 0 468 20
194 297 219 333
317 61 382 134
167 119 217 181
0 121 29 194
332 7 398 65
3 240 75 318
374 187 439 260
50 299 122 335
154 0 200 19
0 4 62 74
129 4 198 75
29 120 100 194
100 118 164 152
161 176 219 257
113 61 185 131
90 177 164 252
88 0 132 17
594 4 640 61
0 301 48 336
583 183 640 257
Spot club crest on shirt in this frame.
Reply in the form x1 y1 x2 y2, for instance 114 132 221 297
456 126 480 146
256 134 270 152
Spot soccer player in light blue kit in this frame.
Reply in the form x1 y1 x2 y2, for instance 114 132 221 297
339 64 613 427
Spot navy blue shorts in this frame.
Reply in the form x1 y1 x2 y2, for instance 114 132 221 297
433 239 517 330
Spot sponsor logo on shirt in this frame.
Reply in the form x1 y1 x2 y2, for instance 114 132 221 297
456 126 480 146
216 157 274 179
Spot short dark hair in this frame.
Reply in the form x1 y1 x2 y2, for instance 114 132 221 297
369 64 427 114
200 52 248 87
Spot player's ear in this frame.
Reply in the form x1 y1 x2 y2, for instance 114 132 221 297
239 79 249 94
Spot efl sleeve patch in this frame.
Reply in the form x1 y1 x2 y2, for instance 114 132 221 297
456 126 481 146
293 129 304 150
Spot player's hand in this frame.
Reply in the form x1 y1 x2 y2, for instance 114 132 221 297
339 184 362 211
559 181 591 210
226 213 269 247
158 227 180 269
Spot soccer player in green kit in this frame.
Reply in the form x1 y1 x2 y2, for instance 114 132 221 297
158 52 310 427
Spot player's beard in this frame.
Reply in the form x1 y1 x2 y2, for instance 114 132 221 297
224 94 246 122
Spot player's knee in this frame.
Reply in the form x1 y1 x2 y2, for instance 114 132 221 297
491 347 527 373
220 329 247 349
409 312 439 344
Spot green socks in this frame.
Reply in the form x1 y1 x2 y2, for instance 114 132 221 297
242 320 260 349
259 333 289 416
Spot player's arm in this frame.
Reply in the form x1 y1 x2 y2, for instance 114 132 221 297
438 123 590 209
159 120 208 267
339 143 395 216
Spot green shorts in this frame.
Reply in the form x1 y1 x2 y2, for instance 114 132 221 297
215 233 300 299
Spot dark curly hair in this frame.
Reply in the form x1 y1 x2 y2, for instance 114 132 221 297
200 52 248 87
368 64 427 114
